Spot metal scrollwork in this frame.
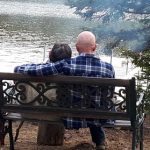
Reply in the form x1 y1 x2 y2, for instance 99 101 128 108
3 80 128 113
3 81 58 106
113 88 127 111
3 81 15 104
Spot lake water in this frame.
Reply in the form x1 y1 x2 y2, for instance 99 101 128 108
0 0 135 78
0 1 99 69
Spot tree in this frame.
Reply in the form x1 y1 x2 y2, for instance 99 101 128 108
66 0 150 53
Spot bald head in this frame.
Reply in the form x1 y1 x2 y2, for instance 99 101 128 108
76 31 96 53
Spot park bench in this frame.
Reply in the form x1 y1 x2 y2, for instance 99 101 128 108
0 72 145 150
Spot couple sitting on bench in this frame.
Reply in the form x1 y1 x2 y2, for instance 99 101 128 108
14 31 115 150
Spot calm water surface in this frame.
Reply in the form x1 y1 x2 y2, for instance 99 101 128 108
0 0 97 72
0 0 131 78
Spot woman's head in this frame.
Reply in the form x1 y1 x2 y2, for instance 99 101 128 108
49 43 72 62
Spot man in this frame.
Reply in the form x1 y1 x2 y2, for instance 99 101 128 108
14 31 115 150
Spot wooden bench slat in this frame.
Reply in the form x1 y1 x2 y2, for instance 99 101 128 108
2 105 129 120
0 72 130 86
4 113 131 127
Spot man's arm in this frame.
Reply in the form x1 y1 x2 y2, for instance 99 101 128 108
14 61 64 76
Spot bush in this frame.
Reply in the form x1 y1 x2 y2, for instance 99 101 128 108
119 49 150 114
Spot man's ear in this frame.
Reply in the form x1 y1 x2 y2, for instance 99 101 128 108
76 44 81 53
92 44 97 51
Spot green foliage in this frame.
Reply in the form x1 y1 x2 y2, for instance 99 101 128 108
66 0 150 52
120 49 150 75
119 49 150 114
66 0 150 22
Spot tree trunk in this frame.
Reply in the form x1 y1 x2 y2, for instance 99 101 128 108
37 121 65 146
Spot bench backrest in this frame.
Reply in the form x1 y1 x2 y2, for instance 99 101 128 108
0 72 138 122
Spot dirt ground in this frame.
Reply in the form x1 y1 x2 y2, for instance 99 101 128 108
2 121 150 150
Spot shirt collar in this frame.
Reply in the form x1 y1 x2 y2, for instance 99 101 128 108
79 52 95 57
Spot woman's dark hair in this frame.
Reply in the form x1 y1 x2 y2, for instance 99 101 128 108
49 43 72 62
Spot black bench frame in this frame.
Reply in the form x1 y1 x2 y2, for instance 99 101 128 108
0 72 145 150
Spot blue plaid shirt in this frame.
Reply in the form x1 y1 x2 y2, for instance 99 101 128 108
14 53 115 129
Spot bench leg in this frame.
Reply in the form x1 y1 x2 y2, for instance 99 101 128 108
8 120 14 150
0 118 5 146
140 123 143 150
14 121 24 142
132 129 136 150
132 125 144 150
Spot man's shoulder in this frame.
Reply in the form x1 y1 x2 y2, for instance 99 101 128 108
98 59 112 66
99 59 114 71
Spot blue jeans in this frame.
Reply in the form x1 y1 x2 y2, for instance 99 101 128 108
89 125 105 146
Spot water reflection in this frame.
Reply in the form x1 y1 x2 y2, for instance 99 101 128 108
0 1 76 18
0 0 97 71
